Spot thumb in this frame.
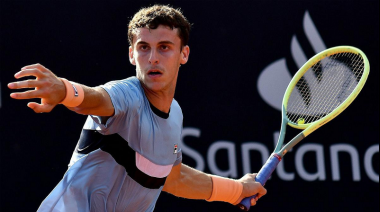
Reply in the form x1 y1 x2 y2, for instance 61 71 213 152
252 173 258 180
28 102 55 113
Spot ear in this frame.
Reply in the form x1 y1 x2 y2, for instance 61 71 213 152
129 46 136 65
180 45 190 65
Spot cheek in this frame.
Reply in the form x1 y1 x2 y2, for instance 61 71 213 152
135 51 144 59
162 52 179 63
135 53 148 64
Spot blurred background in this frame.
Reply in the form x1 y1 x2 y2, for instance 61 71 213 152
0 0 378 211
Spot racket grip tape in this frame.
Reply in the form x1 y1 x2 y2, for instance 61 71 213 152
237 154 282 211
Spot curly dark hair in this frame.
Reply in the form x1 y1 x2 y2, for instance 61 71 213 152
128 5 191 48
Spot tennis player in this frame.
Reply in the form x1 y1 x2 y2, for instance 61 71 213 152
8 5 267 212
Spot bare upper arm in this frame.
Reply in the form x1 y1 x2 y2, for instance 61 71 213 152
162 162 182 192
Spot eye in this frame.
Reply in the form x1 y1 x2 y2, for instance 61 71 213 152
140 45 150 50
160 45 169 50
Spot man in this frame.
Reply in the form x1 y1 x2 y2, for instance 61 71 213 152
8 5 267 212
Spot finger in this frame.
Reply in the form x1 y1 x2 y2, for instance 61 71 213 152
28 102 55 113
257 187 267 198
21 63 49 72
10 89 43 100
250 198 257 206
14 68 45 79
8 80 43 89
255 197 259 201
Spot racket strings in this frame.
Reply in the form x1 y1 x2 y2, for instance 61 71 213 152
286 52 365 124
287 54 332 122
304 53 353 122
292 52 364 123
287 53 331 117
310 53 363 123
303 52 364 123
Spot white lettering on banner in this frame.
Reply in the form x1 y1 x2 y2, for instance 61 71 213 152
207 141 238 178
330 144 361 181
180 128 205 171
181 127 379 183
364 145 379 182
295 144 326 181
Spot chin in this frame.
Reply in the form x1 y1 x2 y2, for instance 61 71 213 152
145 81 166 92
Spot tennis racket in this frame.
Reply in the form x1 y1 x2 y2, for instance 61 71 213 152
237 46 370 211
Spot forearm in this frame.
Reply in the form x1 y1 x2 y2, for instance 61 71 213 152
66 84 114 116
163 164 212 200
163 163 265 206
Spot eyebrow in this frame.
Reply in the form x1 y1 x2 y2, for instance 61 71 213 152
136 40 175 46
158 41 175 45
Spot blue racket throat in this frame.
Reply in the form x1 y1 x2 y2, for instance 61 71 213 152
237 154 282 211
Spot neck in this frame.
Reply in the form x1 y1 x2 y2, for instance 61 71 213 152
140 82 175 114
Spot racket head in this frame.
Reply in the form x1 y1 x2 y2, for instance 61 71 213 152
282 46 370 134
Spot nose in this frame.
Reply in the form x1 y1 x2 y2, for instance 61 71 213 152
149 49 159 65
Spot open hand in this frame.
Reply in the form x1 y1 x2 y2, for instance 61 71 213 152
8 64 66 113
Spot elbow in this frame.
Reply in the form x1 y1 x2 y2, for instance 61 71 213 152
163 176 182 196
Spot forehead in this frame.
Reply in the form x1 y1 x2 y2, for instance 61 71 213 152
132 25 181 46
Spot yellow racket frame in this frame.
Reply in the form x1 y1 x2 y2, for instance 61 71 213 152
276 46 370 157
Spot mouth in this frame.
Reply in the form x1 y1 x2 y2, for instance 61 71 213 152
147 69 163 78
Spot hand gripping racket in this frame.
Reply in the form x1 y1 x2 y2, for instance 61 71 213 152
237 46 370 211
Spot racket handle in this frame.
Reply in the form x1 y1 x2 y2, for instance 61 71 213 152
237 154 282 211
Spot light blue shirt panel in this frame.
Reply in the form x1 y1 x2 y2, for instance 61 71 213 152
89 77 183 166
38 149 161 212
90 77 142 135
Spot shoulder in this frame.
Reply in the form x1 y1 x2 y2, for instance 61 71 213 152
171 99 183 121
104 77 141 92
103 77 144 101
171 99 181 110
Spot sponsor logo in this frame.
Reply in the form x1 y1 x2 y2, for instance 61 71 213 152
72 84 79 97
257 11 326 111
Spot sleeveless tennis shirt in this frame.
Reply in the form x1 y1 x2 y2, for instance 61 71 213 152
37 77 183 212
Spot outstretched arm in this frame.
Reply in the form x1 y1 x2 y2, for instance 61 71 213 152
163 163 267 207
8 63 114 116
